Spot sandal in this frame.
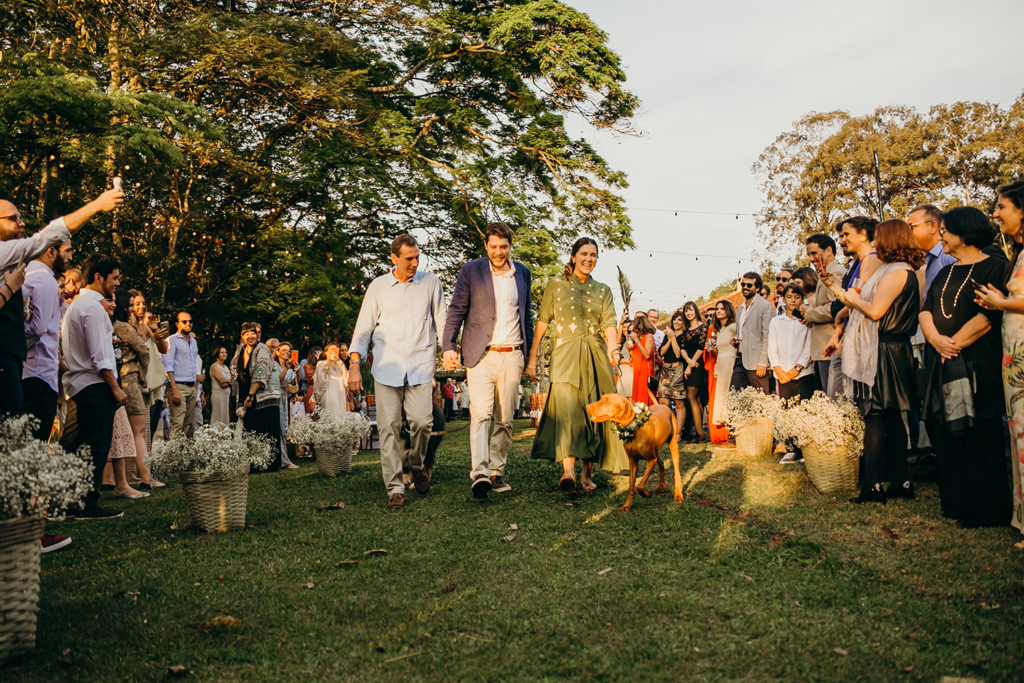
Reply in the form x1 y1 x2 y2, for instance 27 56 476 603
559 475 577 495
581 481 597 493
284 463 300 470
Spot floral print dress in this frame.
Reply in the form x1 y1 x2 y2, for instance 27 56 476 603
1003 251 1024 533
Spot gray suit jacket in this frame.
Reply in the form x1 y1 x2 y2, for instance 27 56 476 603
736 296 774 371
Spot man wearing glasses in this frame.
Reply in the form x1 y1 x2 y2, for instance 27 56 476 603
774 269 793 316
163 312 200 438
908 204 956 301
730 272 774 394
0 184 124 417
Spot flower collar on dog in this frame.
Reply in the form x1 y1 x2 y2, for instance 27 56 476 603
611 401 652 441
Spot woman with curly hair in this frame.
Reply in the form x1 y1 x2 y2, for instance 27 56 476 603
822 219 924 504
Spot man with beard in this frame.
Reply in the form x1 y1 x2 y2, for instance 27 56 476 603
22 239 73 441
62 253 128 520
0 183 124 417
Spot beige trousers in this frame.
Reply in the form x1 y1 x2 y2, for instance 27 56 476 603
466 349 524 481
168 384 197 439
375 381 432 496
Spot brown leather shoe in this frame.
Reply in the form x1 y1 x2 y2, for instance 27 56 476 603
387 493 405 509
412 469 430 494
490 475 511 493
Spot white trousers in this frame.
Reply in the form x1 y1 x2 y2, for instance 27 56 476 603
466 349 524 481
375 381 432 496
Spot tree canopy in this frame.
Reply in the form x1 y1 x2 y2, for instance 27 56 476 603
752 95 1024 266
1 0 638 351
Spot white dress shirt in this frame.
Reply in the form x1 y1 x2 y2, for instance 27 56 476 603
60 289 116 398
350 269 446 388
0 217 69 271
22 260 62 391
653 328 666 349
767 313 813 378
163 331 199 383
489 261 522 346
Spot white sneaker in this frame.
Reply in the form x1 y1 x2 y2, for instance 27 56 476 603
779 452 800 464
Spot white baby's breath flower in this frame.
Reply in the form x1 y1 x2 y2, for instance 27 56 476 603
771 391 864 459
723 387 782 429
0 415 93 521
287 409 371 449
147 422 275 480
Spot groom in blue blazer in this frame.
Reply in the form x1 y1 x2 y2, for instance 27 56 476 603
443 222 533 499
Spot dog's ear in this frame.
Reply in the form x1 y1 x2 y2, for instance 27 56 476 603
585 395 613 422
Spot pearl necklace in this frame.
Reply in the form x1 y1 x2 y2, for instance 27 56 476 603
939 257 979 320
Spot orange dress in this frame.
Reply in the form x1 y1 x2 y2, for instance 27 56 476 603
704 325 730 444
631 334 654 406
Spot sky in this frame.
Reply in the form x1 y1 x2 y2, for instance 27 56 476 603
547 0 1023 314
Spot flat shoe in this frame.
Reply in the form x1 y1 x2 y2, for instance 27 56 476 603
113 490 150 499
284 463 300 470
559 476 577 495
581 482 597 493
139 482 169 490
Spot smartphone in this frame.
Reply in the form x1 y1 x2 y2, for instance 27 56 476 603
291 350 299 365
968 277 985 290
158 320 170 333
811 253 824 272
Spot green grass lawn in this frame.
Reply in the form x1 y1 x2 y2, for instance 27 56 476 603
8 420 1024 682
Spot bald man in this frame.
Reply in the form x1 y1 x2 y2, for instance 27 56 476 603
0 185 124 417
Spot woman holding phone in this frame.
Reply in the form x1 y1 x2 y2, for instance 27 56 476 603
976 179 1024 532
920 207 1010 527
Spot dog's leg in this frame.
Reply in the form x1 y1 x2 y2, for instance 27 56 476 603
655 455 666 491
670 414 684 503
620 458 638 512
636 458 658 498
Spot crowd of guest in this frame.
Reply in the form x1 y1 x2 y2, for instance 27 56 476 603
5 179 1024 534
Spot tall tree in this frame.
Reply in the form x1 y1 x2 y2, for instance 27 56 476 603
752 95 1024 267
0 0 638 349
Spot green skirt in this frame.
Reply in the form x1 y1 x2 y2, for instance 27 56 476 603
531 337 628 472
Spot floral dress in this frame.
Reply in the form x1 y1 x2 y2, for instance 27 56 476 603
530 275 628 472
1003 250 1024 533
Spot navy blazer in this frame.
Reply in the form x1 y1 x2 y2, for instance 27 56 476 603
442 258 534 369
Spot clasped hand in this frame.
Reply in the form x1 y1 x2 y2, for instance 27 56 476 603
442 350 460 371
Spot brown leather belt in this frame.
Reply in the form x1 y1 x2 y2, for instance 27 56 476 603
486 345 522 353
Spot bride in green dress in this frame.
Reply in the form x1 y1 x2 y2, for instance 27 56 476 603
526 237 629 494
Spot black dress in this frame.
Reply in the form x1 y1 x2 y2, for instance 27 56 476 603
681 321 709 389
853 272 919 415
920 257 1011 524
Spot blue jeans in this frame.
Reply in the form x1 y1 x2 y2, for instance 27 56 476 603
0 356 24 418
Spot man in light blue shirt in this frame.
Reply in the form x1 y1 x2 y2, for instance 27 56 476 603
909 204 956 301
162 312 200 438
349 235 446 509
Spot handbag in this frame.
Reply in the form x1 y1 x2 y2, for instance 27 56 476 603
143 337 168 393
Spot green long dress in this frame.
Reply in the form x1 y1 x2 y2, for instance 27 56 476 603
530 275 629 472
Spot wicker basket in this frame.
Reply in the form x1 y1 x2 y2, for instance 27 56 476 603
0 515 45 664
316 440 355 477
179 468 249 533
734 417 773 459
802 441 858 493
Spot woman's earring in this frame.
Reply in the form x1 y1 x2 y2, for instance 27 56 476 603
860 235 867 242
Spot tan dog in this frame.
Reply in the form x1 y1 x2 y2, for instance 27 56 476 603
586 393 684 512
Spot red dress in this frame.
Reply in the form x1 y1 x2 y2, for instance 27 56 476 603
704 325 729 444
631 334 654 406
